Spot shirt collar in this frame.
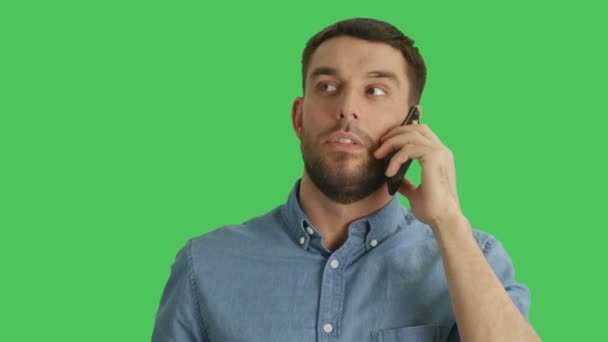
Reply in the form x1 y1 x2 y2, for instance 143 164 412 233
283 178 409 252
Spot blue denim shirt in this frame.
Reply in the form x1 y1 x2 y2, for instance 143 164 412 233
152 179 530 341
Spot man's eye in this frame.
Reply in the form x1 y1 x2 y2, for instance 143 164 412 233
367 87 387 96
319 84 337 92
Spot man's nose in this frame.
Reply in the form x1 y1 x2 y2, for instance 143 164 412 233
335 90 360 121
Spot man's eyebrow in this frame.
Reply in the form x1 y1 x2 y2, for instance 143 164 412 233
309 66 340 79
309 67 400 87
367 70 400 86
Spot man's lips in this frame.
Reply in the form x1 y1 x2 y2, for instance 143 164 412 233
325 131 363 145
325 131 366 152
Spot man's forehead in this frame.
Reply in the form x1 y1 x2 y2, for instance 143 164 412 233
307 37 408 82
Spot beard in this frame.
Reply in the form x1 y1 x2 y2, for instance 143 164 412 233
300 122 387 204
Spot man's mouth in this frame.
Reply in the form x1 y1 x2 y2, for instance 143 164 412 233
334 138 356 144
327 139 365 152
326 131 363 145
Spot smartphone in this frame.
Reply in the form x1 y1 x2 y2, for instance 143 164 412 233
384 106 420 195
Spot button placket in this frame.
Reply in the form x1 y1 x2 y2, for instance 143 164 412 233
317 261 341 341
316 244 357 341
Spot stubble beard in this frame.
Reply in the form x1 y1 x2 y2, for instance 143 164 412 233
300 123 386 204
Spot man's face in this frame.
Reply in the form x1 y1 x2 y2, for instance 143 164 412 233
293 36 413 204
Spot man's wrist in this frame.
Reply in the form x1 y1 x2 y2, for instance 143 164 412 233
429 209 468 231
430 211 472 243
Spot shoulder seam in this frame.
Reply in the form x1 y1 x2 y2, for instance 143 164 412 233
186 239 209 340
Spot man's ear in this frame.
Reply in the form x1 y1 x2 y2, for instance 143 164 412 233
416 104 423 121
292 97 303 139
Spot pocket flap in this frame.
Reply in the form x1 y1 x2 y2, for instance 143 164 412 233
373 323 440 342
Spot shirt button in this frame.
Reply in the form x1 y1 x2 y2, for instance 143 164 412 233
299 237 305 245
323 323 333 333
330 259 340 269
306 226 314 235
370 239 378 247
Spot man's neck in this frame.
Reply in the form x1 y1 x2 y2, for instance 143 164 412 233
298 172 393 252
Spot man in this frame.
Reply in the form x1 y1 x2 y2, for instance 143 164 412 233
152 18 541 342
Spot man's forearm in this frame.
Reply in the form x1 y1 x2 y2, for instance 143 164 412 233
432 215 541 342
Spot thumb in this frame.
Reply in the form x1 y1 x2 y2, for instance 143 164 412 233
397 177 417 198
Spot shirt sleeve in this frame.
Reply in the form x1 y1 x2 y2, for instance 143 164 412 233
152 240 206 342
446 233 531 342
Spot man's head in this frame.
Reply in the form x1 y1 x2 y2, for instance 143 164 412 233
291 18 427 204
301 18 427 105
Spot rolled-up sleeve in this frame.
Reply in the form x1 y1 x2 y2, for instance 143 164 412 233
447 233 531 342
152 240 205 342
481 234 531 319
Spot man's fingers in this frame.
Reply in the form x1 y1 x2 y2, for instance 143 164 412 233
384 144 429 177
380 125 418 143
374 130 431 159
416 123 443 145
381 123 442 146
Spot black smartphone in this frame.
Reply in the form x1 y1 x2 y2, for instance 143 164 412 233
384 106 420 195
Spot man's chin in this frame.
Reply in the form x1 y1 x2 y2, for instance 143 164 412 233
326 155 370 169
317 175 386 204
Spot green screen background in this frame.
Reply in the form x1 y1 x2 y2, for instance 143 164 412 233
1 0 606 340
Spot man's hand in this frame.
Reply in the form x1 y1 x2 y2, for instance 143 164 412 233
373 120 463 228
375 116 542 342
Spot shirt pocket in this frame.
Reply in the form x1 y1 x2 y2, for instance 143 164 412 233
373 323 440 342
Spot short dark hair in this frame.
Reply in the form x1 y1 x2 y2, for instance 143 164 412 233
301 18 427 104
